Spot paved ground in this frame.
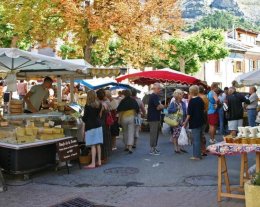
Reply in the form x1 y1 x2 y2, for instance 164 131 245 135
0 131 251 207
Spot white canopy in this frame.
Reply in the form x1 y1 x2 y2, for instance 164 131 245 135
235 70 260 86
0 48 92 79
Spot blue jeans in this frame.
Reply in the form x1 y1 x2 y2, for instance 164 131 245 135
192 127 202 158
248 109 257 127
218 108 225 135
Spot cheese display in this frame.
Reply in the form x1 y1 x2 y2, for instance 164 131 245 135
38 127 64 140
15 127 37 144
0 113 77 145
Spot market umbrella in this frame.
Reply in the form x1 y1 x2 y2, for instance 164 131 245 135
0 48 91 79
116 68 205 102
0 48 92 102
235 70 260 86
116 68 204 86
75 80 140 92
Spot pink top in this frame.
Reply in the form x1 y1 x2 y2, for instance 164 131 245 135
17 82 27 95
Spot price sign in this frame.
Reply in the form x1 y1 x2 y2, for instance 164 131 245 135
56 138 80 162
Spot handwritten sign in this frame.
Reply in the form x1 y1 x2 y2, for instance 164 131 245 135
56 138 79 162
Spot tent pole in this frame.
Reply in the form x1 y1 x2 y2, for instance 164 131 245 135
70 76 74 103
57 76 62 103
165 83 167 106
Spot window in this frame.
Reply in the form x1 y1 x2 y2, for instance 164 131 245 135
233 61 243 73
249 59 254 71
215 60 220 73
257 60 260 70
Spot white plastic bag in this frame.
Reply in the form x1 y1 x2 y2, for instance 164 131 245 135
162 123 171 135
178 127 188 146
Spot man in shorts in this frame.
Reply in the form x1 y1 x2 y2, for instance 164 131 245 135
226 87 250 137
207 83 219 143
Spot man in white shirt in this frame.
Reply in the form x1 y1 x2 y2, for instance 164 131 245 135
246 86 258 127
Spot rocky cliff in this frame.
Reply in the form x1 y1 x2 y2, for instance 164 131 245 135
181 0 260 21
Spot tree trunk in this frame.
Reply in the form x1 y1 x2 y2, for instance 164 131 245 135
83 36 98 64
83 45 91 63
179 57 185 73
10 36 19 48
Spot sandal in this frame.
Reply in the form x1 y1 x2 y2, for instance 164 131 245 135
190 157 201 160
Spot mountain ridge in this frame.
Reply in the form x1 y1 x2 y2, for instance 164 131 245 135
181 0 260 22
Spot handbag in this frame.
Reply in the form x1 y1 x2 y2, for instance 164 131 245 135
164 113 179 127
106 112 114 126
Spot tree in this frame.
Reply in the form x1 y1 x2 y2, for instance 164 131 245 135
0 0 183 68
0 5 31 49
155 29 229 74
0 0 65 48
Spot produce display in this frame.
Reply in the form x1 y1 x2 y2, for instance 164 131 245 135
224 126 260 145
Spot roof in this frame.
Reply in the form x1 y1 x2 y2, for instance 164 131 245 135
235 28 259 36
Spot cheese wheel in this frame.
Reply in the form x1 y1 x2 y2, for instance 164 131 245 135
25 128 33 136
39 134 53 140
0 122 8 127
52 128 61 134
42 128 53 134
10 100 23 105
32 128 38 135
9 104 23 109
16 128 25 136
9 108 23 113
44 123 49 128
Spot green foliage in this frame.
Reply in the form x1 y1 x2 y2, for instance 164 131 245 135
188 11 260 32
0 5 32 49
91 38 125 66
160 28 229 73
252 172 260 186
59 45 76 60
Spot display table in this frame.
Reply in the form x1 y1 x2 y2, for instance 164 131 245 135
207 142 260 201
0 136 73 175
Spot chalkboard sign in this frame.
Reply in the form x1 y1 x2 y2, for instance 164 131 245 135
56 138 80 162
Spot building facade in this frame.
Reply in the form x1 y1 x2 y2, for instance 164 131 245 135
195 28 260 90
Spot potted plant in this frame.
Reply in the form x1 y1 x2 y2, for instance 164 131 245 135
79 145 91 165
245 172 260 207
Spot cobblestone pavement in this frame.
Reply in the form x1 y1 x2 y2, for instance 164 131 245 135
0 132 248 207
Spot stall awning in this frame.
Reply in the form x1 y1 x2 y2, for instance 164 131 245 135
0 48 92 79
89 67 126 77
75 79 140 92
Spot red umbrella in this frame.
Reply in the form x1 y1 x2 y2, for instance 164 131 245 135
116 68 204 86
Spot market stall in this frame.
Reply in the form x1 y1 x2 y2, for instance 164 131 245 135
207 138 260 202
0 48 92 176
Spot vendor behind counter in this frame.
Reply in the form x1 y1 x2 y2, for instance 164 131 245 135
24 77 53 113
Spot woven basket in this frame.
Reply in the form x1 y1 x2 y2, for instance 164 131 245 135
79 154 91 165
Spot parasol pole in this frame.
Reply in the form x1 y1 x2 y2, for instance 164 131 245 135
57 76 62 103
69 76 74 103
164 82 168 106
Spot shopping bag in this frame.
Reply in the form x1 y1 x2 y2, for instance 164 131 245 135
178 127 188 146
134 116 142 126
162 123 171 135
